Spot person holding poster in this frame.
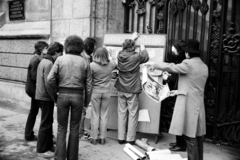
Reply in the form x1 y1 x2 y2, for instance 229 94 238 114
115 32 149 145
146 39 208 160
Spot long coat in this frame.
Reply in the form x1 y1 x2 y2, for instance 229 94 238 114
157 57 208 138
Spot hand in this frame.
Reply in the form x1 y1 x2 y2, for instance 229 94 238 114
131 32 140 41
140 44 145 51
162 71 171 80
144 62 156 72
169 90 178 97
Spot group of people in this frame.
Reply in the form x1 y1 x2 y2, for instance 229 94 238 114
23 31 208 160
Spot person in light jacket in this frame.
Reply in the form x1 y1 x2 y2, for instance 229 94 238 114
89 47 116 145
146 39 208 160
47 35 92 160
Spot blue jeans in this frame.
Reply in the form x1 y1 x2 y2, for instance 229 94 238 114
55 93 83 160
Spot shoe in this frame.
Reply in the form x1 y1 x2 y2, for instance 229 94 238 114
49 146 55 152
25 135 37 141
53 137 56 144
37 151 54 158
100 138 105 145
118 140 126 144
169 145 186 152
90 139 97 145
126 141 135 145
169 142 177 146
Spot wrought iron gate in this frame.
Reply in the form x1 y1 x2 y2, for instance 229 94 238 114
122 0 240 148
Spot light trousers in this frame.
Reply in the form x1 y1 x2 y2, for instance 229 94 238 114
118 91 139 141
91 92 111 139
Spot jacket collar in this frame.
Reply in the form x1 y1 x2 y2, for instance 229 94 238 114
44 54 55 63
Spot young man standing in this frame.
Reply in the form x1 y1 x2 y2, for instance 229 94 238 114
35 42 63 158
47 35 92 160
25 41 48 141
115 32 149 144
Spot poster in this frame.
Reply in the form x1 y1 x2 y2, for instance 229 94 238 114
142 66 170 103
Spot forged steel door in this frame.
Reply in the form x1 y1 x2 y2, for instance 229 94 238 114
122 0 240 147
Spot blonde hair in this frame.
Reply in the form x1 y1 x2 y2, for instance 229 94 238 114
93 47 109 65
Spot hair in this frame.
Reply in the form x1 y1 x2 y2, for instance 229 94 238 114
34 41 49 55
122 39 135 52
172 40 186 63
188 51 201 58
93 47 109 65
47 42 63 56
64 35 84 54
84 37 96 55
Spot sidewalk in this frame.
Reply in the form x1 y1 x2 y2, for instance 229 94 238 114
0 100 240 160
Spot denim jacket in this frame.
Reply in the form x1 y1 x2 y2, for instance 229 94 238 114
47 53 92 106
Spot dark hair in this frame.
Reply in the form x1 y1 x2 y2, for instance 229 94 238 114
93 47 109 65
172 40 186 63
47 42 63 56
64 35 84 54
84 37 96 55
34 41 48 55
188 51 201 58
122 39 135 52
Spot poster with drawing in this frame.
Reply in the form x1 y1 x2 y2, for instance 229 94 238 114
142 66 170 103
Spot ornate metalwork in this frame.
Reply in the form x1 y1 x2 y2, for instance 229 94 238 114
127 0 135 7
192 0 200 11
136 0 147 15
147 0 156 33
169 1 178 18
200 0 209 15
177 0 186 12
223 23 240 56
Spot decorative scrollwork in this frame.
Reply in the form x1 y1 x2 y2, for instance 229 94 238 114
177 0 186 12
136 0 147 15
149 0 155 5
192 0 200 11
158 0 166 9
200 0 209 15
127 0 135 7
223 23 240 56
169 1 178 17
185 0 192 5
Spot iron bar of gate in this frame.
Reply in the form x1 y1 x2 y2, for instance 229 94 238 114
123 2 130 33
142 2 146 33
185 1 191 41
213 0 227 143
192 0 200 40
154 0 160 34
131 3 136 32
200 0 209 51
170 0 177 51
177 0 185 40
147 0 155 34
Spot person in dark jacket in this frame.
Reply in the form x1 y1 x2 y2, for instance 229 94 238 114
115 32 149 144
79 37 96 140
35 42 63 158
47 35 92 160
24 41 48 141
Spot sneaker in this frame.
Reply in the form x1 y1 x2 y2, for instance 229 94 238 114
37 151 54 158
